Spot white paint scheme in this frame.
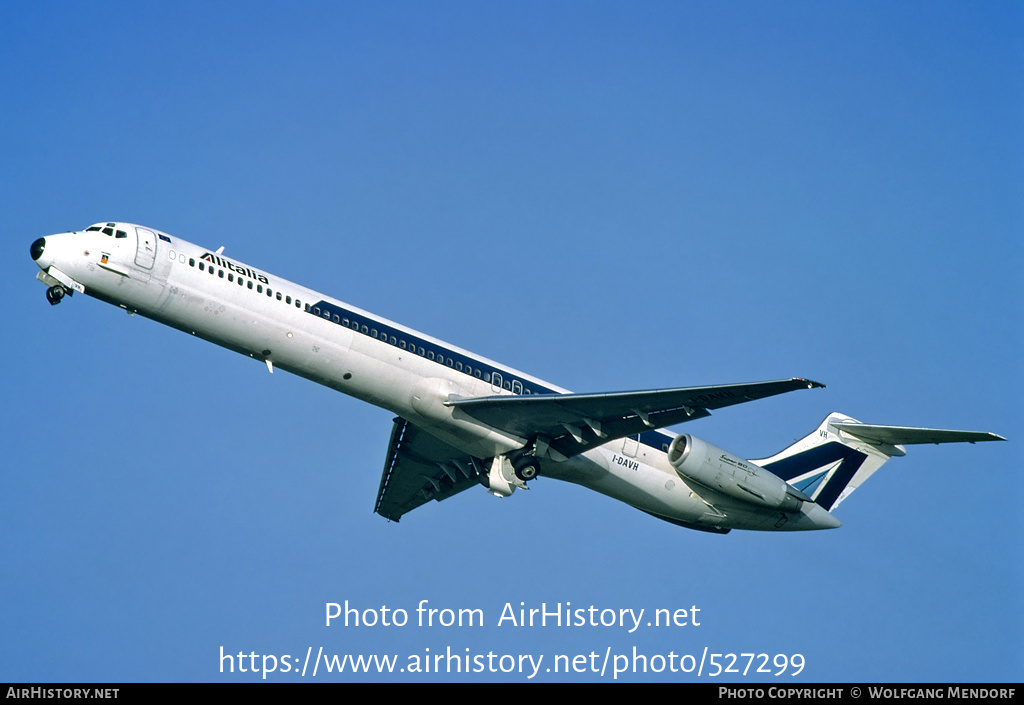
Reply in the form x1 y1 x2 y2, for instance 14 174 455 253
29 223 1005 534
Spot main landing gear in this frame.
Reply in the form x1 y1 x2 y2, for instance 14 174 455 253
512 455 541 482
46 285 67 306
486 454 541 499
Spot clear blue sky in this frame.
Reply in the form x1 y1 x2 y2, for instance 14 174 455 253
2 1 1020 682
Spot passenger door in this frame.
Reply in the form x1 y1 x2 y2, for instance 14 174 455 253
134 227 157 269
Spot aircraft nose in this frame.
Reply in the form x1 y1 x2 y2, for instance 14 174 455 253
31 237 46 262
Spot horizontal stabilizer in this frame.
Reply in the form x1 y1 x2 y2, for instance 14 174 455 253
833 422 1006 447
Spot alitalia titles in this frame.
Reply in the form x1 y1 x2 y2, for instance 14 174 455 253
201 253 269 284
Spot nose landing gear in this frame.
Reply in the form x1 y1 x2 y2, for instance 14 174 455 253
46 285 66 306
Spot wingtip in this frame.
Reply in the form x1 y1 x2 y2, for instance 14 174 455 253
799 378 826 389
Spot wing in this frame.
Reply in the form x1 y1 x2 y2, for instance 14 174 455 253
373 417 485 522
375 379 822 521
446 378 824 460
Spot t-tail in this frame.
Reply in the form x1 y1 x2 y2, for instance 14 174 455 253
752 413 1006 512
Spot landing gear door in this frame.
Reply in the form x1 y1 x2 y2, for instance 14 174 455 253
134 227 157 269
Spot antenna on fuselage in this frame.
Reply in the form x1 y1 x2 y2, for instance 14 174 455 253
215 246 225 255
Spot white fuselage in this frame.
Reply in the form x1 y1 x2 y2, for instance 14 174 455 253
30 223 839 533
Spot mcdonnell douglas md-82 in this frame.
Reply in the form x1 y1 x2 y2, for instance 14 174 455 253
29 223 1004 533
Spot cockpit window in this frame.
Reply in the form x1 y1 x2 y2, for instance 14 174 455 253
87 223 120 235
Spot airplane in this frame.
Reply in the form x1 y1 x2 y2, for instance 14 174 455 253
29 223 1005 534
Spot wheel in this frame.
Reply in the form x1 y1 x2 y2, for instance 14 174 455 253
46 285 65 306
513 457 540 482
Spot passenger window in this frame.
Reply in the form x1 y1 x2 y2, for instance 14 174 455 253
189 258 195 267
248 281 253 290
313 307 320 316
333 315 340 323
286 296 292 304
276 292 282 301
219 270 224 278
257 285 263 293
199 262 205 271
228 273 233 282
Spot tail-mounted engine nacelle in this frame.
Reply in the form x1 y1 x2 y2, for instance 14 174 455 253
667 433 811 512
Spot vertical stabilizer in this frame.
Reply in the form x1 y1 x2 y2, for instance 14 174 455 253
751 413 890 511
